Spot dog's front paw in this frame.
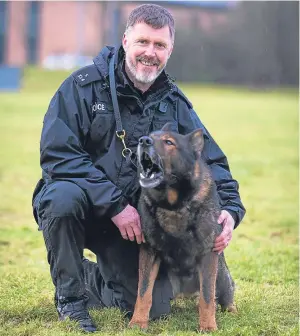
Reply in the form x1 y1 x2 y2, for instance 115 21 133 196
199 321 217 332
128 318 149 330
227 303 238 313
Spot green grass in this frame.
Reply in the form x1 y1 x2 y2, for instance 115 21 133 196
0 67 298 335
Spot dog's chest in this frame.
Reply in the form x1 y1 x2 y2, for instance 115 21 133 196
144 207 198 273
155 207 189 236
142 205 217 274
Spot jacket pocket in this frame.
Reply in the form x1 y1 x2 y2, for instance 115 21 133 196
90 110 115 151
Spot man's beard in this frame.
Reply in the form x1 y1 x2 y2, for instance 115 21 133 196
125 54 166 84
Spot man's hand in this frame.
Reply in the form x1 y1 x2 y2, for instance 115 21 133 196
213 210 235 254
111 204 146 244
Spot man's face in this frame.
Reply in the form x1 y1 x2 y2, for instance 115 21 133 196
122 22 173 85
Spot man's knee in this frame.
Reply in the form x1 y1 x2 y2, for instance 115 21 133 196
38 181 89 220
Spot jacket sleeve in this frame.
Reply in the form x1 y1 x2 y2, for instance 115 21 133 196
40 76 128 218
177 100 246 228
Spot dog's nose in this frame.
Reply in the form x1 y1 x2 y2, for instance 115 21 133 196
139 136 153 147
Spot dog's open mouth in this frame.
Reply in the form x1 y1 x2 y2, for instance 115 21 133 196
138 149 164 189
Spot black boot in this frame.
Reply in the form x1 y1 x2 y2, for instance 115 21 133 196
56 295 97 333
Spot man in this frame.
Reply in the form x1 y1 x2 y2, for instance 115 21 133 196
32 4 245 333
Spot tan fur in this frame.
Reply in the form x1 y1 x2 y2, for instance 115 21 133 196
198 253 218 331
193 171 212 203
193 161 201 179
128 251 161 330
167 188 178 205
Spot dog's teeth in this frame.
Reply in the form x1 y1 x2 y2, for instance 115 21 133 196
150 173 155 178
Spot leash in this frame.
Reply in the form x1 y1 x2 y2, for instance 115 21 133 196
109 53 138 168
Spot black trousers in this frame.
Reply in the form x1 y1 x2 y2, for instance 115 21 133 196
32 180 173 319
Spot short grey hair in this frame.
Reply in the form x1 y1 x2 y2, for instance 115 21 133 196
125 4 175 42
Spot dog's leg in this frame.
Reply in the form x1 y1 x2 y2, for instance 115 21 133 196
198 252 218 332
217 254 237 313
128 244 161 330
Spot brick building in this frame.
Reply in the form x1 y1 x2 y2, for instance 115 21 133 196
2 1 230 67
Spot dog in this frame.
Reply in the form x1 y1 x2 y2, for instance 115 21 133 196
128 123 237 332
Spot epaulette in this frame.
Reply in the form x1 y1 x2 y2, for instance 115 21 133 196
171 86 193 109
72 64 103 87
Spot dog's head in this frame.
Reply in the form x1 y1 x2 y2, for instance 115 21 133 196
137 123 205 190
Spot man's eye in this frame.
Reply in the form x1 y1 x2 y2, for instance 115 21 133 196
164 139 174 146
138 40 147 44
156 43 165 49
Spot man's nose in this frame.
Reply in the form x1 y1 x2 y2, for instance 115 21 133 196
144 44 156 57
139 136 153 147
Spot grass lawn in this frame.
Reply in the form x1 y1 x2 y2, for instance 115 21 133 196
0 67 298 336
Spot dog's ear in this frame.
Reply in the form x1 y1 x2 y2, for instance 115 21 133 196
188 129 204 155
161 122 174 132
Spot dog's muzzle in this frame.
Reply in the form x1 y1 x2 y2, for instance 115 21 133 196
137 137 164 188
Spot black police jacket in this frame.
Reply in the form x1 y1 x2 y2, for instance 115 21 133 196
35 45 245 227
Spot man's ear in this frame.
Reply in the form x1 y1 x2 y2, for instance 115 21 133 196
122 33 127 51
188 128 204 155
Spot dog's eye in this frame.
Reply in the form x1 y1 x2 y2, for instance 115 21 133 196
164 139 174 146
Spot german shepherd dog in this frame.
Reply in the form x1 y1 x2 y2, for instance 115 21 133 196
128 123 237 332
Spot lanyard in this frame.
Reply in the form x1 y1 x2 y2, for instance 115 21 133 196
109 53 138 168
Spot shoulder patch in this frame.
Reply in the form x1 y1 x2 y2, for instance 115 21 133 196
72 64 103 87
172 87 193 109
